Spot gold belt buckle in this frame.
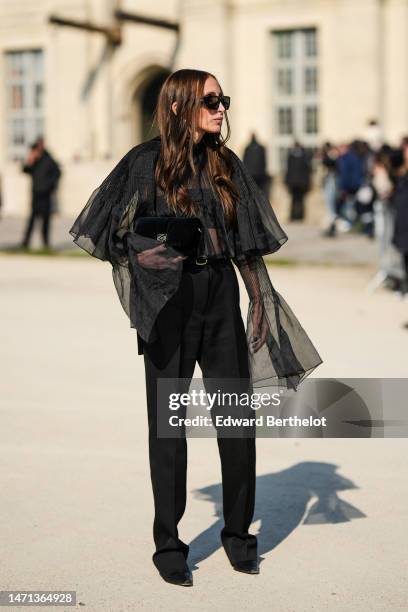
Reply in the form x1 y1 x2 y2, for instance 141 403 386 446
195 255 208 266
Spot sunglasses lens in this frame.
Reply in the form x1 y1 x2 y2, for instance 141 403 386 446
204 95 219 109
202 95 230 110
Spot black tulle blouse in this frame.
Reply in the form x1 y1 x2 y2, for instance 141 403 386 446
69 136 323 390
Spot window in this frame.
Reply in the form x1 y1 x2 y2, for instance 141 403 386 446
304 30 318 57
278 107 293 135
305 106 318 134
271 29 319 172
304 67 318 94
4 49 44 161
277 68 293 94
277 32 293 59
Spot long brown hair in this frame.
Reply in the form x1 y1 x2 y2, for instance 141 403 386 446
152 68 239 227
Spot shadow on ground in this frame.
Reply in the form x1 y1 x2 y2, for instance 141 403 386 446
189 461 365 570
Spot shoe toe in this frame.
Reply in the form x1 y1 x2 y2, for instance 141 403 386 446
232 559 260 574
160 568 193 586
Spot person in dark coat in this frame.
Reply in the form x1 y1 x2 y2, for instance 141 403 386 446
21 137 61 249
284 141 312 221
336 140 366 228
242 133 272 196
391 142 408 295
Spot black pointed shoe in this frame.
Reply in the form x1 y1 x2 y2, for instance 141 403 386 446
232 559 260 574
159 567 193 586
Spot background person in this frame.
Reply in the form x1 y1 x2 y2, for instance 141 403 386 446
20 137 61 250
284 141 312 221
320 141 339 237
391 141 408 299
242 132 272 196
335 140 365 231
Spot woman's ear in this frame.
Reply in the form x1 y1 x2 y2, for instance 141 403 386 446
171 101 177 116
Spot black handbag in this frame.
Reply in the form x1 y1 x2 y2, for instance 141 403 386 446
133 216 204 259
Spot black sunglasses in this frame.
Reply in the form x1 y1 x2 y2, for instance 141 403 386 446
200 94 230 110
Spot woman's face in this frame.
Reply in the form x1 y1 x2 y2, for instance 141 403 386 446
171 75 226 141
196 76 226 136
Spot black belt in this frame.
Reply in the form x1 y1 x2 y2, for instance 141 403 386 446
182 255 231 271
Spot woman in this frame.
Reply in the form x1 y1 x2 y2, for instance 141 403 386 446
69 69 323 586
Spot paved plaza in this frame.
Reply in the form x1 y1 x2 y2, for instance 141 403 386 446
0 227 407 611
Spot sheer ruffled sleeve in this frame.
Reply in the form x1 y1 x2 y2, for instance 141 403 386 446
228 148 289 257
228 148 323 391
68 142 184 344
232 253 323 391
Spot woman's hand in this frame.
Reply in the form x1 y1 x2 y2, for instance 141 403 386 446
250 299 269 352
135 243 188 270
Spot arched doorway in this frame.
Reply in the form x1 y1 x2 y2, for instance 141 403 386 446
132 68 170 142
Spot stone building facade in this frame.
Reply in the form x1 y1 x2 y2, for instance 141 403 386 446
1 0 407 216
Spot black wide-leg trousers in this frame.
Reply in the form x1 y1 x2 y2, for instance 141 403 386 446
142 258 258 574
